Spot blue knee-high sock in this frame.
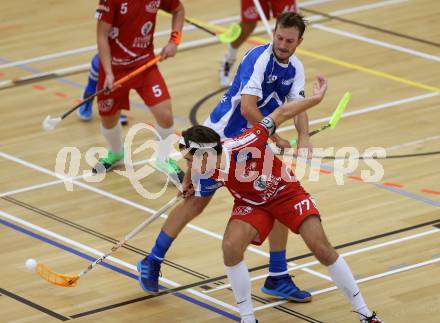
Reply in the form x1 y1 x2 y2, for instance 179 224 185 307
269 250 288 275
83 54 99 96
148 230 174 262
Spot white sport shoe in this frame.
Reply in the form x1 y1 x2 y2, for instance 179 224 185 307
219 59 235 87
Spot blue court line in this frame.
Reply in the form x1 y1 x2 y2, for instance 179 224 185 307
0 57 84 89
0 218 240 321
374 184 440 208
318 163 440 208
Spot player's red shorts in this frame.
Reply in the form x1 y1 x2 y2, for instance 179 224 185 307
97 62 170 116
229 192 320 246
241 0 297 23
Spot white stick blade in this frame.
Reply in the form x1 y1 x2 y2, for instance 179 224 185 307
42 116 61 131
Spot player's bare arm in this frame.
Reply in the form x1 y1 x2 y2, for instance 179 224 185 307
161 3 185 60
97 20 114 91
240 94 261 123
269 76 327 128
295 112 313 158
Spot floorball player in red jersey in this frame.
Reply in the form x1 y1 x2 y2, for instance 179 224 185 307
93 0 185 182
178 76 383 323
220 0 298 86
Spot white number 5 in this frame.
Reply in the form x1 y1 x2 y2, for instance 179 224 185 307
152 85 162 97
121 3 128 14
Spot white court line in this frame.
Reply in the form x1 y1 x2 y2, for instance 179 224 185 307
252 0 409 35
205 228 439 293
0 0 410 71
0 46 96 70
312 24 440 62
0 89 438 261
0 17 221 69
0 209 239 313
0 153 168 198
326 0 407 16
386 135 440 151
3 90 438 270
0 150 331 280
300 0 338 6
254 257 440 312
277 92 439 133
3 207 438 315
252 0 440 66
0 179 68 198
1 91 438 198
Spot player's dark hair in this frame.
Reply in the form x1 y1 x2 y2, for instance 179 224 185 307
179 125 222 155
275 12 307 38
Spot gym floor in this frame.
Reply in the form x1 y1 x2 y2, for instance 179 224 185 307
1 0 439 322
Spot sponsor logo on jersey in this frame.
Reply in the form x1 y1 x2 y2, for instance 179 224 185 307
260 175 282 201
267 75 278 83
282 78 294 86
232 206 253 216
243 6 258 20
253 175 267 191
133 36 152 48
98 98 114 112
145 0 160 13
133 23 152 48
252 174 284 201
141 21 153 36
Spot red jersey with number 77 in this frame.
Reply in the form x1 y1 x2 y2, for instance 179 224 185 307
96 0 180 68
210 123 308 205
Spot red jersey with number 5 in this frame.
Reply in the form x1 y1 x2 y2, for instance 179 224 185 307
96 0 180 67
211 123 307 205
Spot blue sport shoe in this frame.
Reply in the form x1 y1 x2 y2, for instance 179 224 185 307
77 92 94 121
261 274 312 302
137 256 161 293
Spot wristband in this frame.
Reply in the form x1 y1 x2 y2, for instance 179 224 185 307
169 31 181 45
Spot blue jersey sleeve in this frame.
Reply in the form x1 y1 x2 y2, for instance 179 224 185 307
286 56 306 102
239 45 270 99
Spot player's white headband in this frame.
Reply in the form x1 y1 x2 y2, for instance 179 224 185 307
179 136 218 149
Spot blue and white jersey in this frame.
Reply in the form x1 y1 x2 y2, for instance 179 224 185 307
204 43 305 139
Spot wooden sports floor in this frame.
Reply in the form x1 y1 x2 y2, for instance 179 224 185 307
1 0 439 322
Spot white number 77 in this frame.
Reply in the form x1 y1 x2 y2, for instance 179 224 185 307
293 199 310 215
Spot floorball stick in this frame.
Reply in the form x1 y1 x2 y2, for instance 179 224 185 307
42 56 161 131
34 195 181 287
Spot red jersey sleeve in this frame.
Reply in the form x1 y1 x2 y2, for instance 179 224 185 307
159 0 181 13
252 123 270 144
96 0 115 25
234 123 270 151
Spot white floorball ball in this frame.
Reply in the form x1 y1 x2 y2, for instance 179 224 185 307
25 258 37 272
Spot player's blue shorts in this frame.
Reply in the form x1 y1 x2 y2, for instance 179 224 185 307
193 176 224 197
